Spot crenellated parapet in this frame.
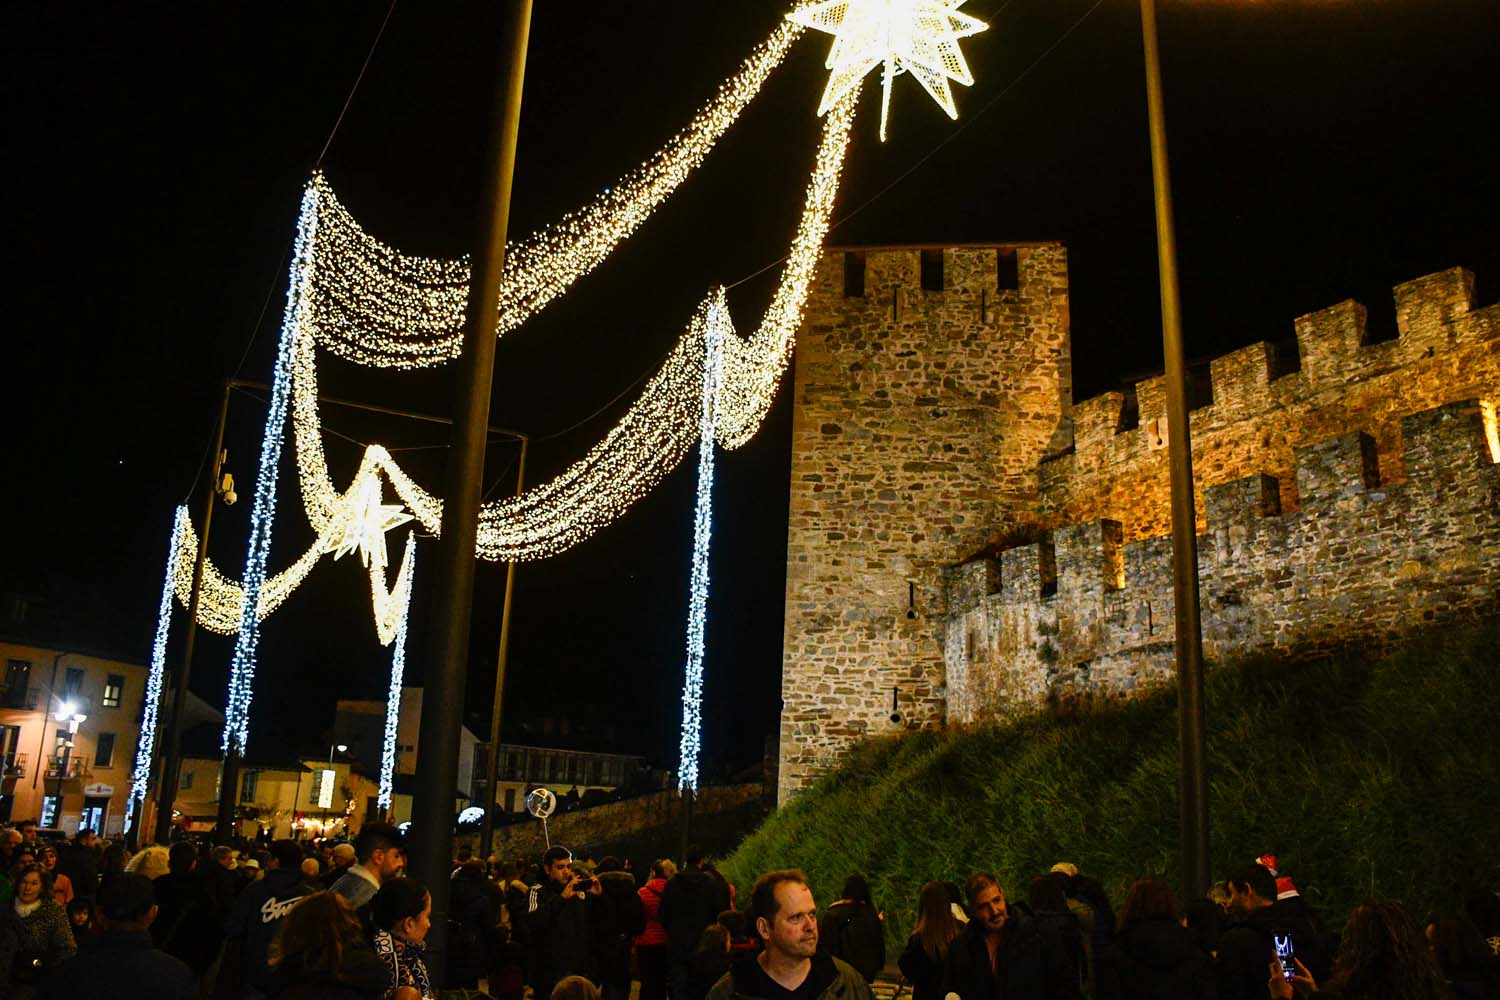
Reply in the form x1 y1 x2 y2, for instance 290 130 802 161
1040 266 1499 543
944 398 1500 721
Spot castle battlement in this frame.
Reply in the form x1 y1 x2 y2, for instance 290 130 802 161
1040 266 1498 543
942 399 1499 721
955 399 1498 607
779 242 1499 800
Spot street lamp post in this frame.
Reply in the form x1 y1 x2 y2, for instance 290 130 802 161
53 703 87 831
153 378 235 848
1138 0 1211 898
411 1 534 985
479 435 527 855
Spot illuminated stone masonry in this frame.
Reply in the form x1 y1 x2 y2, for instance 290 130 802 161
781 244 1499 799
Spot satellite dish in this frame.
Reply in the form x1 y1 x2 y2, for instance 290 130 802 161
525 787 557 819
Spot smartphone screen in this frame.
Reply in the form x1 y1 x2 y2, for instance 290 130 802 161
1273 930 1297 982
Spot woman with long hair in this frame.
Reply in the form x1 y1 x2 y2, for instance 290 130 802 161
1094 878 1211 1000
1270 899 1450 1000
0 863 77 998
371 876 435 1000
899 880 963 1000
825 873 886 983
268 891 387 999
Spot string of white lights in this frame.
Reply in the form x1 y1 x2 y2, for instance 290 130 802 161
221 181 319 755
677 299 725 792
126 507 187 832
379 538 414 811
308 21 803 369
166 84 856 636
285 94 858 563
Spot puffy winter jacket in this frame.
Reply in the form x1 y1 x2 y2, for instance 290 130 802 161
638 877 670 947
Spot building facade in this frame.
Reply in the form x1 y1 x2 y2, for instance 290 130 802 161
780 245 1500 800
333 688 480 825
169 753 379 841
0 640 148 836
470 741 649 815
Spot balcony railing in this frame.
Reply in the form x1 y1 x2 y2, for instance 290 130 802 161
44 756 89 780
0 685 41 711
1 752 26 778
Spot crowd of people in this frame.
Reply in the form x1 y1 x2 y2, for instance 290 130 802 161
1 816 1496 1000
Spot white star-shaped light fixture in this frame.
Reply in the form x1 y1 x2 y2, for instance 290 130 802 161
788 0 987 141
324 474 413 570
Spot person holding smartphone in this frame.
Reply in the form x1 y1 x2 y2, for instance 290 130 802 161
527 846 601 1000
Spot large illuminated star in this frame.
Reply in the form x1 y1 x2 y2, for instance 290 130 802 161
788 0 987 141
324 474 413 570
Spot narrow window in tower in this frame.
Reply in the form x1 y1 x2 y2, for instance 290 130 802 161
996 248 1019 290
843 251 866 297
920 249 944 291
1188 362 1214 410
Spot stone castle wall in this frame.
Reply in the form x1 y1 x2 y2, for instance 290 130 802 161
781 243 1499 798
945 399 1500 721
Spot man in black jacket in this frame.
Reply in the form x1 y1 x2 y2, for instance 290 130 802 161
661 844 732 1000
219 839 317 999
527 845 600 1000
943 872 1080 1000
1215 864 1328 1000
705 870 871 1000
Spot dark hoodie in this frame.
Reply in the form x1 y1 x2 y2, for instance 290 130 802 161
1094 918 1214 1000
223 867 318 992
1216 900 1328 1000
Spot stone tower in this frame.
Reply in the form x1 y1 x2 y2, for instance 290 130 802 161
779 243 1073 800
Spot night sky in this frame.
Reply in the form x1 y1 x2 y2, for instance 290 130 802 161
7 1 1497 775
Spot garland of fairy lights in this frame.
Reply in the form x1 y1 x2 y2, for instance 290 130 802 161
126 507 186 833
379 539 414 811
678 297 725 792
170 89 857 635
309 21 802 369
220 182 319 755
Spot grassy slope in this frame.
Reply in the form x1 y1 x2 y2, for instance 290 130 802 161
722 624 1499 948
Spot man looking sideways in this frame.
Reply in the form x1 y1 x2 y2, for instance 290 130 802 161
943 871 1079 1000
329 821 406 911
706 869 872 1000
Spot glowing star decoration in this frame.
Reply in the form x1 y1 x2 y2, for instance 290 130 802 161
788 0 986 140
325 474 413 570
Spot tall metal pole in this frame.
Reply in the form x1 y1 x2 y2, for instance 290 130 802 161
480 436 528 854
411 1 533 985
154 379 233 846
1140 0 1211 898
